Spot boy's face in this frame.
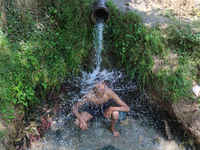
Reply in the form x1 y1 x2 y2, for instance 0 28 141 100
94 81 106 93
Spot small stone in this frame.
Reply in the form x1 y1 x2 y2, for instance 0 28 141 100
193 85 200 96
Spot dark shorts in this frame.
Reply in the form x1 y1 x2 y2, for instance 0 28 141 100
81 102 111 117
80 100 127 120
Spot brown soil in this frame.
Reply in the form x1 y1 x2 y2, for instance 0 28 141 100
111 0 200 26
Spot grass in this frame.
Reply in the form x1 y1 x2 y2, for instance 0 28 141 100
105 1 198 101
0 0 94 120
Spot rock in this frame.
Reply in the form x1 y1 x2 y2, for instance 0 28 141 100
147 82 200 147
164 120 173 140
158 139 180 150
92 120 104 128
153 137 161 145
99 145 120 150
192 85 200 97
172 100 200 147
125 3 129 6
55 130 62 139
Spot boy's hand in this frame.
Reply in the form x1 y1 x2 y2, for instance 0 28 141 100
79 118 88 130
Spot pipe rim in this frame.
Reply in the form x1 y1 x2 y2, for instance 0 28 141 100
91 7 110 23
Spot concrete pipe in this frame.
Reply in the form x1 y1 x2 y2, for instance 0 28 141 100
91 0 110 23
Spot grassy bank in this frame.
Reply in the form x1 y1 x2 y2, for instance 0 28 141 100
0 0 94 121
105 1 200 101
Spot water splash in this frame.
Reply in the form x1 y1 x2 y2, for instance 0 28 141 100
67 68 134 107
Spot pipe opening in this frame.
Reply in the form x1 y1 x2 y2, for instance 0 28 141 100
92 8 109 23
91 0 110 24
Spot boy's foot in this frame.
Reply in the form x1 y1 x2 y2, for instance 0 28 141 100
111 128 120 137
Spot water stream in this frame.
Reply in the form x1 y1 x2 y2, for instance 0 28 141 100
30 22 186 150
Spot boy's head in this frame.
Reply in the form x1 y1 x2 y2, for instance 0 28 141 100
94 81 106 93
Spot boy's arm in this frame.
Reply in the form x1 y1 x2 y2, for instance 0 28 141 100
71 95 88 120
107 89 130 112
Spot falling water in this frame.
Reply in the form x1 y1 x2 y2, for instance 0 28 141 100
93 22 104 69
30 21 187 150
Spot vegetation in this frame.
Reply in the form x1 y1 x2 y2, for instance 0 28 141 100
0 0 199 123
0 0 199 149
0 0 94 120
105 1 200 101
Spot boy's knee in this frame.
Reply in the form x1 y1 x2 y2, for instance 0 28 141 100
80 112 93 120
112 111 119 120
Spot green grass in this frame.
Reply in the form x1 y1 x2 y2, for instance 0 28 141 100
105 1 196 101
0 0 94 120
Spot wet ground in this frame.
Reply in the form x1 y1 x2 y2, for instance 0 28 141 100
30 113 185 150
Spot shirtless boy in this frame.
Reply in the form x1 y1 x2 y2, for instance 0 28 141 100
71 81 130 137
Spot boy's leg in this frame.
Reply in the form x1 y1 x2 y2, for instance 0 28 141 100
110 111 120 137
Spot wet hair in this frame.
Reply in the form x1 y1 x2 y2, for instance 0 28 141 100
94 77 109 84
92 76 110 90
94 81 105 87
94 81 111 93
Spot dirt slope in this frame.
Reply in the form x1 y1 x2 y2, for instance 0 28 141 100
111 0 200 26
